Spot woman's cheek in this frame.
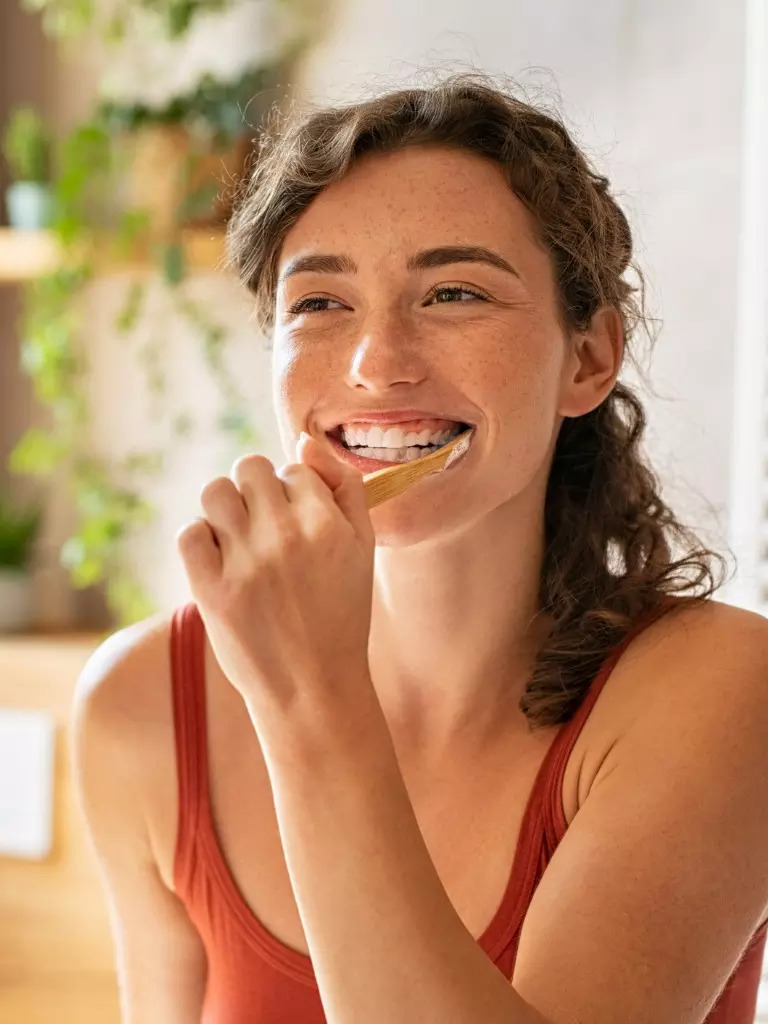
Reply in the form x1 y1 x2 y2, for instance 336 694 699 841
271 342 337 447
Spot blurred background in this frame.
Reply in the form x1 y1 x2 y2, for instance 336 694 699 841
0 0 766 1020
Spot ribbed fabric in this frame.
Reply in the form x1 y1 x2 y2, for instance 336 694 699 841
170 600 767 1023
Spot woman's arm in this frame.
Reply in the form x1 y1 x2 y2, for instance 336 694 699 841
71 629 208 1024
261 682 550 1024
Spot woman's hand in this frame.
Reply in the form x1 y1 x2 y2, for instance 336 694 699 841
176 432 376 731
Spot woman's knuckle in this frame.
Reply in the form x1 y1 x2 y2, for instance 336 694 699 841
176 518 207 546
279 462 309 477
200 476 231 504
232 453 272 480
309 513 336 542
274 518 302 547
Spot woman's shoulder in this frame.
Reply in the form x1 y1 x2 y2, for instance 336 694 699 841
623 596 768 683
578 598 768 791
72 610 186 878
74 610 172 710
72 609 179 774
591 597 768 783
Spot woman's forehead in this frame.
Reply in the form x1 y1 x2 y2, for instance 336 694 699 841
293 148 523 222
278 154 540 276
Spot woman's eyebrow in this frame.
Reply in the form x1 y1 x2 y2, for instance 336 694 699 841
278 245 520 282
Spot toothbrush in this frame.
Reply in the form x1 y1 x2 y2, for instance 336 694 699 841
362 427 474 509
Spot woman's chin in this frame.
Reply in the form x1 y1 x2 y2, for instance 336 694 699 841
369 493 478 548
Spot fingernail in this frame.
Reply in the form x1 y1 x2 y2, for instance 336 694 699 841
296 431 311 458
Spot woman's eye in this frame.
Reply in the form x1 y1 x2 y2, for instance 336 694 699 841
287 285 488 316
287 296 344 315
426 286 488 304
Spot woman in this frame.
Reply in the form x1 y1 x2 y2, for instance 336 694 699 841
73 71 768 1024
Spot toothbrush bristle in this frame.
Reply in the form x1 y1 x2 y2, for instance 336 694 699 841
443 431 471 469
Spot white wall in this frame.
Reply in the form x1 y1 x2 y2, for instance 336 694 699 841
299 0 748 559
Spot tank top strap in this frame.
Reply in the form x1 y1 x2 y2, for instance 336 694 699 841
170 600 211 895
540 598 680 844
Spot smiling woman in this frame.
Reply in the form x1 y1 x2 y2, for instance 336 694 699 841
226 70 726 722
73 68 768 1024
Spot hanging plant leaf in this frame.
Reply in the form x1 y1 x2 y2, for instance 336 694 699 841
106 571 157 624
0 495 43 571
166 0 196 37
122 450 165 474
172 412 194 437
114 208 152 258
60 537 104 587
116 280 146 334
22 0 95 38
161 240 186 285
8 427 69 475
176 180 220 222
105 12 127 42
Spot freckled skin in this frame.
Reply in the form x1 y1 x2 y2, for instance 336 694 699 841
270 145 622 740
272 145 604 547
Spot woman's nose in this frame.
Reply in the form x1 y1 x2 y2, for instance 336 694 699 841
345 329 427 390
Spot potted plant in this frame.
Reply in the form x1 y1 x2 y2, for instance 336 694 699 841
99 66 269 237
2 106 54 229
0 493 44 632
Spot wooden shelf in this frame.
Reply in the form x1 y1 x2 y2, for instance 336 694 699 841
0 227 59 281
0 226 229 281
0 627 106 651
0 629 120 1024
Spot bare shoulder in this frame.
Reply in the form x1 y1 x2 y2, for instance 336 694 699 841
71 615 209 1019
579 598 768 802
596 596 768 788
73 609 174 736
617 597 768 700
589 598 768 733
71 610 179 851
638 594 767 647
512 599 768 1021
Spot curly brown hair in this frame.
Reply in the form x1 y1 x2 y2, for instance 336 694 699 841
226 69 731 730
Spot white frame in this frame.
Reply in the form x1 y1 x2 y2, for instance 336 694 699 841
724 0 768 616
728 4 768 1017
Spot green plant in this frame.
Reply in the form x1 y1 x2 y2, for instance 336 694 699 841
2 106 51 183
0 494 44 571
98 66 274 144
8 98 262 624
21 0 231 40
7 0 317 627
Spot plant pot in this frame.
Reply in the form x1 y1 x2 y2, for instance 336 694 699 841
124 125 251 236
5 181 53 229
0 568 35 632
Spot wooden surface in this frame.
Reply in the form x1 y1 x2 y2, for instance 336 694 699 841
0 629 121 1024
0 226 229 281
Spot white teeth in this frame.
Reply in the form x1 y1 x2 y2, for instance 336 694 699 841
340 423 462 448
351 445 440 463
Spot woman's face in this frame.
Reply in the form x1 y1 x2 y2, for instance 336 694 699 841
272 144 605 546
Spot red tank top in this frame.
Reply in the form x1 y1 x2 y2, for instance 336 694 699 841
170 599 767 1023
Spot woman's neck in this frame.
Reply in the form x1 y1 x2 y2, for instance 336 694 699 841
367 501 549 754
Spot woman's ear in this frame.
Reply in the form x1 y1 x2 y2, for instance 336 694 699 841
557 306 624 418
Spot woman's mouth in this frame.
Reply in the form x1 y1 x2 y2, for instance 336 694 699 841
325 422 473 474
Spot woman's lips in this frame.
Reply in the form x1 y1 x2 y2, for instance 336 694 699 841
325 430 472 475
